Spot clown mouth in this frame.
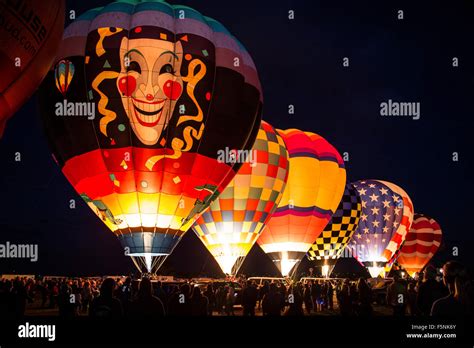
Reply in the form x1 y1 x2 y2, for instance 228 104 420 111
131 97 166 127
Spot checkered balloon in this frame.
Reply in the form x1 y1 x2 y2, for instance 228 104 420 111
307 183 362 261
192 121 289 275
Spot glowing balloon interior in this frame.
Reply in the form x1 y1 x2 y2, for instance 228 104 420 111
307 183 362 276
350 180 406 277
193 121 289 275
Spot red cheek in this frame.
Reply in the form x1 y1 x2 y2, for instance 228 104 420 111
163 80 182 100
118 76 136 97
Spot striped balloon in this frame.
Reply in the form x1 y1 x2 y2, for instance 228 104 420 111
192 121 289 275
375 181 414 263
258 129 346 276
397 214 442 278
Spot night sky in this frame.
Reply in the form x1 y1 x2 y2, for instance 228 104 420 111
0 0 473 277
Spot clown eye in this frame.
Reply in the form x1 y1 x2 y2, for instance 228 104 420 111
127 61 141 74
160 64 175 75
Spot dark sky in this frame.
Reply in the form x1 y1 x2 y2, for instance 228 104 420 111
0 0 473 276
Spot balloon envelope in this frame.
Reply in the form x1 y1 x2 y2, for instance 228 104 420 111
375 180 414 263
192 121 289 275
258 129 346 276
350 180 404 277
0 0 65 137
397 214 442 278
307 183 362 275
39 0 262 273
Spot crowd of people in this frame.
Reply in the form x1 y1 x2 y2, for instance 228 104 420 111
0 260 471 318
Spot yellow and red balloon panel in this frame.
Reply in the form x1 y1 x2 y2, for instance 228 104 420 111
258 129 346 276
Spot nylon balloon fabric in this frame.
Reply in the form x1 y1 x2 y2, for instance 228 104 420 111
0 0 65 137
397 214 442 278
375 180 414 263
39 0 262 273
192 121 289 275
258 129 346 276
350 180 404 277
307 183 362 264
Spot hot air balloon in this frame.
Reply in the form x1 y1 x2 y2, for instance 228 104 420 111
192 121 289 275
375 180 414 264
396 214 442 278
307 183 362 277
350 180 405 278
258 129 346 276
0 0 65 137
39 0 262 273
54 59 75 97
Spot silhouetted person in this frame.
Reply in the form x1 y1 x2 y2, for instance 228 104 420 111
204 284 215 315
386 274 408 316
327 281 334 310
81 281 92 313
190 286 208 316
128 278 165 318
89 278 123 318
48 281 59 308
58 282 76 317
417 265 447 316
225 286 235 316
11 279 29 318
168 283 191 316
258 281 269 308
154 281 167 307
38 281 48 308
119 277 132 305
0 280 13 318
242 281 258 316
303 283 313 314
262 283 284 316
214 285 226 315
431 261 473 316
311 281 322 312
407 282 418 316
284 284 304 316
355 278 372 316
337 280 353 316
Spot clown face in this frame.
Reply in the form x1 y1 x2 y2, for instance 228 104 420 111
117 37 183 145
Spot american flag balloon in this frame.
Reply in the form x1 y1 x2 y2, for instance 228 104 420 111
375 180 414 264
350 180 404 277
